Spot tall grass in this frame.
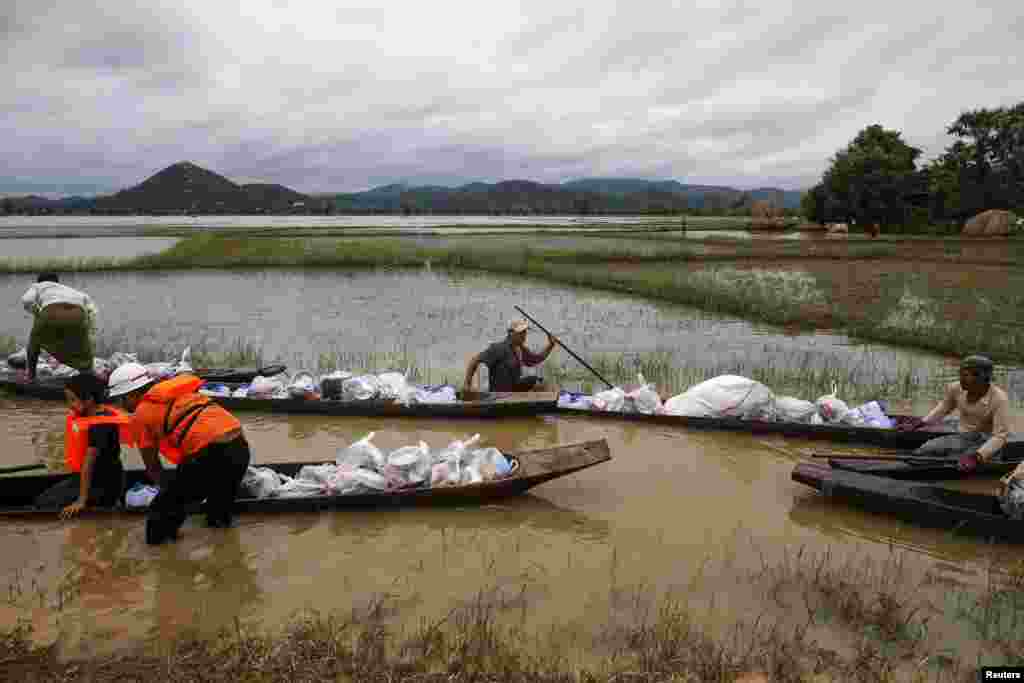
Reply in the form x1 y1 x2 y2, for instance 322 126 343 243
3 544 1004 681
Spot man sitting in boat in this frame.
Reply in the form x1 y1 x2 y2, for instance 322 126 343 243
35 372 131 517
107 362 251 545
899 355 1011 471
20 272 99 382
463 320 558 393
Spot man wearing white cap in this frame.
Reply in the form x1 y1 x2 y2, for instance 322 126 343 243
463 319 558 393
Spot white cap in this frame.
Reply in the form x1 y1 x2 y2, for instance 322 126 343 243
107 362 153 397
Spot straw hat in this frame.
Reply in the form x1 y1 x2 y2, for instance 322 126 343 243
507 320 529 334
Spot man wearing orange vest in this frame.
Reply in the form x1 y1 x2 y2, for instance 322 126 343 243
107 362 251 545
35 372 131 516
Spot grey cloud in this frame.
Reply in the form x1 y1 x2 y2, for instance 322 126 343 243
2 1 1023 195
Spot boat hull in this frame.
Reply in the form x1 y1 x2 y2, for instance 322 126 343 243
0 439 611 516
792 462 1024 541
0 375 557 418
557 406 955 447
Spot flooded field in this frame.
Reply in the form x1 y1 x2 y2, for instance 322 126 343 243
0 236 179 260
0 267 971 397
2 395 1023 663
2 256 1023 671
0 214 689 237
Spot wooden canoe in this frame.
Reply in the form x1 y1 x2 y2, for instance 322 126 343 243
0 439 611 516
556 405 956 448
1 364 286 387
0 375 558 418
792 462 1024 541
824 434 1024 480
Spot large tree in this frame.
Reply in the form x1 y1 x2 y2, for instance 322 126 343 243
818 124 922 226
928 102 1024 218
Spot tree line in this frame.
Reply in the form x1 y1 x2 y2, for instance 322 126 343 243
801 101 1024 232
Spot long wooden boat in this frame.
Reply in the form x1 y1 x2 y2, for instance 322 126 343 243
1 363 286 388
556 405 956 448
792 462 1023 541
0 375 558 418
213 391 559 418
0 439 611 516
824 434 1024 480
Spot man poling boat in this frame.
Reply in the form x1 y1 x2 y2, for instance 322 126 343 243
106 363 251 545
463 319 560 394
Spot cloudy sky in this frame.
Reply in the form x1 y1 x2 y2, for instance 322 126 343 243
2 0 1022 196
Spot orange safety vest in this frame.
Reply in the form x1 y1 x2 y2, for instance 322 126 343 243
65 406 136 472
140 374 210 465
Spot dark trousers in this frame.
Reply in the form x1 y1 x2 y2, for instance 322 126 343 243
146 436 251 545
491 376 542 392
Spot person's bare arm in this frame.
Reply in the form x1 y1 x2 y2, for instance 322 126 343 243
60 447 97 519
139 446 164 485
922 383 957 425
463 353 481 392
978 394 1012 462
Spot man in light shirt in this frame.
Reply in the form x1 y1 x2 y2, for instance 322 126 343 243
898 355 1011 471
20 273 98 382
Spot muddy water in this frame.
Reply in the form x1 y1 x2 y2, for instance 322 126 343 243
2 394 1024 660
0 269 959 390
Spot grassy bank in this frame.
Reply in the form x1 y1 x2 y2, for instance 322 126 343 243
3 546 1012 681
2 233 1023 365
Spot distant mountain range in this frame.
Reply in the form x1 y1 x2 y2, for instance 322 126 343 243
1 163 805 215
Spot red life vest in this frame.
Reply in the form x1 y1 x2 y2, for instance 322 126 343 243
65 406 135 472
140 374 209 464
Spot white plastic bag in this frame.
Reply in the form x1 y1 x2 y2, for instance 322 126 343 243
349 468 388 490
774 396 818 424
276 476 328 498
388 441 431 483
815 386 850 424
625 373 662 415
250 374 286 398
591 387 626 412
663 375 775 420
840 407 867 427
241 466 282 498
466 447 512 482
337 432 386 471
108 351 139 368
342 375 380 401
297 463 338 485
377 371 412 403
125 483 160 508
288 371 317 398
854 401 894 429
435 434 482 484
145 362 177 380
407 386 458 405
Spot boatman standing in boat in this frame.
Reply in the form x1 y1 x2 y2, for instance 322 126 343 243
899 355 1011 471
20 273 98 382
106 362 251 545
463 320 559 393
